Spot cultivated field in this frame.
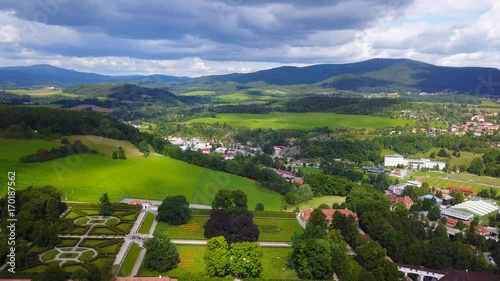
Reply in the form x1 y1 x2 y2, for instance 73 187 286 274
0 138 282 209
187 112 413 130
214 92 281 103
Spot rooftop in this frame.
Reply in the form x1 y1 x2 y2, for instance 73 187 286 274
451 200 499 217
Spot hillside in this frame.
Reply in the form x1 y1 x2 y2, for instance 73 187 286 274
0 64 190 88
202 59 500 95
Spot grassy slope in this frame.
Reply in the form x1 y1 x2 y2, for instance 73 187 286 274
179 90 216 96
187 112 413 130
66 135 148 158
0 138 282 209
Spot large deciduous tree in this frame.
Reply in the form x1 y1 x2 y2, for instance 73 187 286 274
204 236 230 277
144 232 179 272
157 195 191 225
307 209 327 230
228 241 263 279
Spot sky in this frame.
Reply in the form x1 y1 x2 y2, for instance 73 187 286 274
0 0 499 77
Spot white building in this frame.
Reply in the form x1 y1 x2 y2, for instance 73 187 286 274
384 154 446 170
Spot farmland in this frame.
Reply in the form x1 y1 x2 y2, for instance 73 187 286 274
186 112 413 130
10 88 79 98
0 137 282 209
179 90 216 96
214 92 281 103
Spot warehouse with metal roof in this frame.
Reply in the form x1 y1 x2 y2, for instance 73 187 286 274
450 200 499 218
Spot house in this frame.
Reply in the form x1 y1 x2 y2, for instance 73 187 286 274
201 147 211 154
223 153 237 160
300 208 358 225
395 196 414 209
446 217 458 227
129 200 154 209
275 169 295 180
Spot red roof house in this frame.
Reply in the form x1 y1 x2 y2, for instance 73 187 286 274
395 196 414 209
300 209 358 223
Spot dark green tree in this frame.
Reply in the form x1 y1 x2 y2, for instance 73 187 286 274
307 209 327 230
99 192 114 216
228 241 263 279
157 195 191 225
255 203 264 211
118 146 127 159
144 232 179 272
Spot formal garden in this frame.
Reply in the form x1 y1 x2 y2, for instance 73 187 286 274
0 202 140 279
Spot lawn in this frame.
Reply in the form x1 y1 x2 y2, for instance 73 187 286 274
155 216 207 240
157 216 301 242
0 138 282 210
139 246 297 279
139 245 206 277
297 166 322 175
261 247 297 279
119 243 142 276
139 212 155 234
447 173 500 187
186 112 413 130
298 196 346 210
254 218 303 241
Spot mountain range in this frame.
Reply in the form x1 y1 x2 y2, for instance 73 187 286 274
1 59 500 95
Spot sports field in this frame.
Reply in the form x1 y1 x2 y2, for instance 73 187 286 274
0 137 282 209
420 177 498 193
187 112 413 130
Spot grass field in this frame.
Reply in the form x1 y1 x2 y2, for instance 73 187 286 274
119 243 142 276
297 166 322 175
408 148 483 168
66 135 148 158
298 196 346 210
140 245 296 279
156 216 207 239
214 93 281 103
261 247 297 279
157 216 302 241
187 112 413 130
421 178 494 193
11 88 80 98
179 90 216 96
140 245 206 277
447 173 500 186
139 213 155 234
255 218 303 241
0 137 282 209
479 100 500 108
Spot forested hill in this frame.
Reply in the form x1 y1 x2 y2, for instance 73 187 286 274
0 64 191 88
201 58 500 95
0 105 158 148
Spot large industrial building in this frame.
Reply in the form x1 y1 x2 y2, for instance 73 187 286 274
441 200 499 221
384 154 446 170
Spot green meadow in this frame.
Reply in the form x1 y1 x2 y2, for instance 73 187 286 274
187 112 413 130
214 92 281 103
298 196 346 210
179 90 216 96
0 137 282 210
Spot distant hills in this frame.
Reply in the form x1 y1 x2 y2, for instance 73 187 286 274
0 64 191 88
1 59 500 95
202 59 500 95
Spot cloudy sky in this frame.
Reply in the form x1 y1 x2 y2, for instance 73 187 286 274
0 0 499 77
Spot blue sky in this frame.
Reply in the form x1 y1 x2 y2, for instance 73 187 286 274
0 0 498 77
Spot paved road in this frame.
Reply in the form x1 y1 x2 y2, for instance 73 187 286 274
120 198 211 209
170 239 291 247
